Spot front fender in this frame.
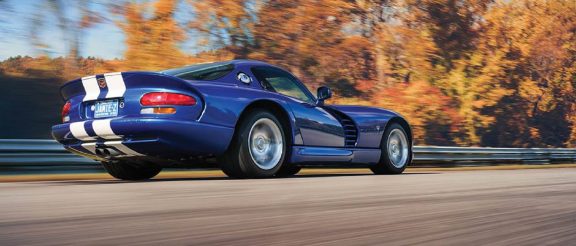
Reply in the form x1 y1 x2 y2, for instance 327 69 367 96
329 105 407 148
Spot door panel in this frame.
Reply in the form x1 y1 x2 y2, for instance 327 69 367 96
290 102 345 147
250 66 345 147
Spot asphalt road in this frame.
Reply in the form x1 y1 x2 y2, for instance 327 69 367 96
1 168 575 245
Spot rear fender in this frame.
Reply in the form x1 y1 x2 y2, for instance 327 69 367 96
191 84 303 148
60 72 204 123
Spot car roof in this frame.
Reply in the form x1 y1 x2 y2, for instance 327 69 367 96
229 60 292 73
227 59 271 66
162 60 272 74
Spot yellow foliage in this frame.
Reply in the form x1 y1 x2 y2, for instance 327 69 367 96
2 0 575 147
117 0 187 71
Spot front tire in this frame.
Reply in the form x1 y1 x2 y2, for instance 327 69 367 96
370 123 412 175
219 111 287 178
102 161 162 181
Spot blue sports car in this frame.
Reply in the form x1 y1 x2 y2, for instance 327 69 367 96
52 60 412 180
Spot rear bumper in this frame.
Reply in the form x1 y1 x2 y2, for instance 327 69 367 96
52 118 234 160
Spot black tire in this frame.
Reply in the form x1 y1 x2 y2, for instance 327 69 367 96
219 111 287 178
102 161 162 181
370 123 412 175
275 165 301 177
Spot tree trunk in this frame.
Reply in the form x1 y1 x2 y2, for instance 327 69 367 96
375 41 388 87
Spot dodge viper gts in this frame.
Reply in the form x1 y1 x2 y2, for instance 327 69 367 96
52 60 412 180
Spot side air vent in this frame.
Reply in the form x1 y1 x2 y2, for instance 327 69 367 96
340 118 358 147
324 108 359 147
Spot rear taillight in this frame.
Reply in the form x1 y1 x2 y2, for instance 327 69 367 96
140 92 196 106
61 101 71 123
140 107 177 114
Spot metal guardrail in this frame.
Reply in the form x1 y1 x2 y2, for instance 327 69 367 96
0 139 98 174
0 139 95 165
414 146 576 163
1 139 575 172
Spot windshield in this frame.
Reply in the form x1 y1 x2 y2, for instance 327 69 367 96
162 62 234 81
251 66 316 104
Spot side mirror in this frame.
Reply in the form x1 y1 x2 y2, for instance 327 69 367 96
317 86 332 105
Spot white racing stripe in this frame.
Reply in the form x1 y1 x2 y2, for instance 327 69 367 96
81 142 97 154
104 72 126 98
70 122 95 141
92 119 120 139
68 119 145 157
105 140 144 156
81 75 100 101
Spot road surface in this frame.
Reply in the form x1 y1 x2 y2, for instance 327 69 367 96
1 168 575 245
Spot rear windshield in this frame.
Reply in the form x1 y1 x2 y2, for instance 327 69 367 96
161 62 234 81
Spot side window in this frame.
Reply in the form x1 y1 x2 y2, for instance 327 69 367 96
163 63 235 81
251 67 314 103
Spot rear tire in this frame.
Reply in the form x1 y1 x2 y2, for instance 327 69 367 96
370 123 412 175
275 165 301 177
219 111 287 178
102 161 162 180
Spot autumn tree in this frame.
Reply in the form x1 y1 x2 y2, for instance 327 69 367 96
114 0 187 70
479 0 576 147
3 0 575 147
347 0 399 87
395 0 511 145
249 0 365 94
187 0 257 58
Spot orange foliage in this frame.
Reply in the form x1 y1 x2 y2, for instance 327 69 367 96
116 0 187 70
2 0 575 147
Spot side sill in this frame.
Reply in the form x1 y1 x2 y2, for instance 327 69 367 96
290 146 381 165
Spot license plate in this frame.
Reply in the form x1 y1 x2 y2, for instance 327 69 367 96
94 99 119 118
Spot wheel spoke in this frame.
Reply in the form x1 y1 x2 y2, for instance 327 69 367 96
387 129 408 168
248 118 283 170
